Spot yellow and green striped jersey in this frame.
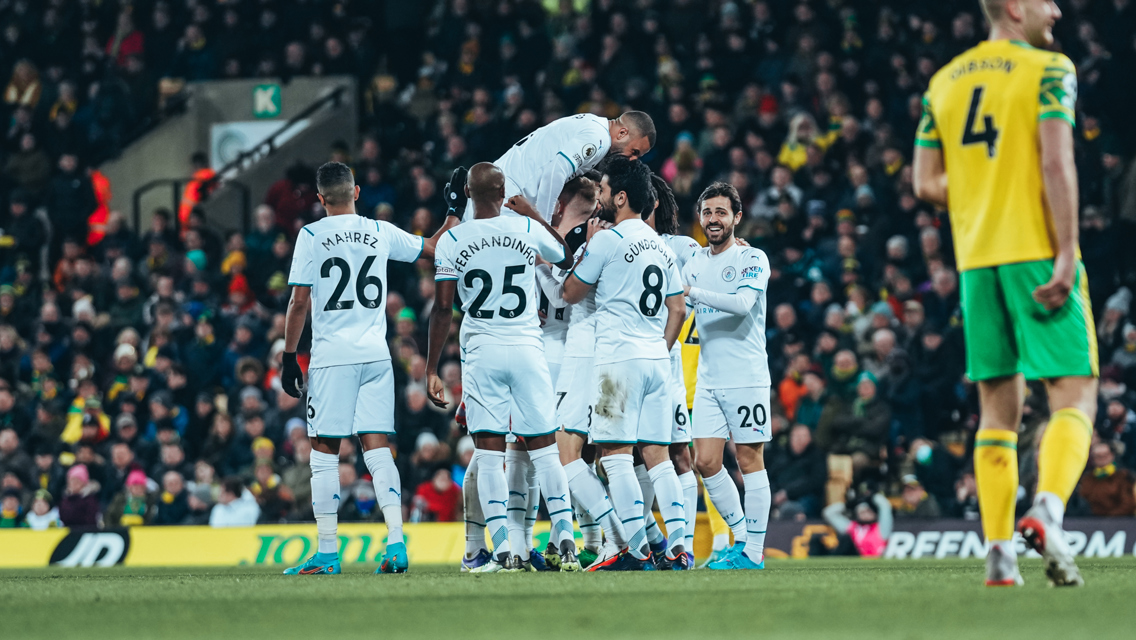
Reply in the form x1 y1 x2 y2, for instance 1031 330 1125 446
916 40 1077 272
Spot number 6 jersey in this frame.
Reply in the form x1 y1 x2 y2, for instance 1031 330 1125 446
434 216 567 352
288 215 424 369
572 218 683 365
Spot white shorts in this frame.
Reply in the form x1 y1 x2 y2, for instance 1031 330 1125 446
464 345 556 437
555 356 595 436
306 361 395 438
692 386 773 444
591 359 671 446
544 336 564 388
669 349 690 444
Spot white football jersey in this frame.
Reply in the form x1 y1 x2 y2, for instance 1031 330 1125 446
463 114 611 222
434 217 567 351
662 234 700 274
562 244 598 357
682 243 771 388
573 218 683 364
288 215 424 369
537 264 570 345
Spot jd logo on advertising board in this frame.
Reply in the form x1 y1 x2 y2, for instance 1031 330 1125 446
50 529 131 567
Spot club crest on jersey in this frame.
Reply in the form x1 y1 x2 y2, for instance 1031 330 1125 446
722 266 736 282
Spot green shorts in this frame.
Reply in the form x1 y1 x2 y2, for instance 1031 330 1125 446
959 259 1098 381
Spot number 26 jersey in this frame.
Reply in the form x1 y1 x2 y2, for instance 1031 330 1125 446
434 216 567 352
288 215 424 369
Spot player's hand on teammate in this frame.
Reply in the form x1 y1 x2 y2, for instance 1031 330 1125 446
585 217 609 241
734 237 751 247
444 167 469 217
1034 252 1075 311
427 373 449 409
281 352 305 398
504 194 540 219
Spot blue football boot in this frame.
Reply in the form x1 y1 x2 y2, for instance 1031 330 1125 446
377 542 409 574
283 551 341 575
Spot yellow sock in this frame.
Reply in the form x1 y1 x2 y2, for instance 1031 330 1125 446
974 429 1018 541
1036 408 1093 505
704 483 730 542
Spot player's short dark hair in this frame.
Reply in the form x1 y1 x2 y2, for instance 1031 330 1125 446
650 174 679 236
604 155 655 215
620 111 657 148
316 161 355 206
560 174 598 206
697 181 744 217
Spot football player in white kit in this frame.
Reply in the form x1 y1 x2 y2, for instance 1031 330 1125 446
461 111 655 222
279 162 456 576
562 157 690 571
646 174 701 560
683 182 773 571
426 163 579 572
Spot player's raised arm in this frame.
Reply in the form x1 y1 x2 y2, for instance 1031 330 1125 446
1034 110 1080 311
913 94 948 208
504 194 574 270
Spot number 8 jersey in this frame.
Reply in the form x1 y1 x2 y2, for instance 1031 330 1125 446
573 218 683 365
288 215 424 368
434 216 567 351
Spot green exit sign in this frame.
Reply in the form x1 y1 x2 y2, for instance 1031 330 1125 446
253 84 281 118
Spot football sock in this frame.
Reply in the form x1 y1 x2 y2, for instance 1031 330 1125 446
565 458 627 548
463 450 487 558
704 484 730 551
574 496 602 551
363 447 404 545
504 449 531 560
529 444 574 548
1036 408 1093 525
647 460 686 556
602 453 649 559
974 429 1019 543
477 449 511 562
635 463 665 546
309 449 341 556
742 470 770 563
702 467 747 545
678 470 698 552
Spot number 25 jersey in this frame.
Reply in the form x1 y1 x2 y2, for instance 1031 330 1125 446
434 216 567 352
916 39 1077 272
573 218 683 365
288 215 425 369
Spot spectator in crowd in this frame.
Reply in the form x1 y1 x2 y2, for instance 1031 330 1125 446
105 469 154 527
814 489 893 558
23 489 62 530
1079 442 1136 517
57 463 100 528
412 467 462 522
208 477 260 527
154 470 190 525
769 424 826 519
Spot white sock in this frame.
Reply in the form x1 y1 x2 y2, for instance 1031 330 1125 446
602 453 648 559
635 463 665 546
363 447 404 545
648 460 686 556
463 451 486 558
309 450 341 555
565 458 627 548
712 533 730 552
1034 491 1065 526
477 449 511 562
703 467 746 545
504 449 531 560
678 471 698 552
574 496 602 551
742 470 771 563
525 479 540 548
529 444 574 549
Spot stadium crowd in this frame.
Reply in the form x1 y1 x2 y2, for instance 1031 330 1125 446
3 0 1136 531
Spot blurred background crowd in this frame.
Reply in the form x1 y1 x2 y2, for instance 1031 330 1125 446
2 0 1136 531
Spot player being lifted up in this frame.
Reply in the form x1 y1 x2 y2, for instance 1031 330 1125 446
684 182 772 571
279 162 457 576
646 175 701 560
427 163 580 572
914 0 1094 587
562 156 690 571
463 112 655 222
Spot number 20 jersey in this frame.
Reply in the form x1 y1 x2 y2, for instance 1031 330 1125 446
573 218 683 365
434 216 567 352
288 215 424 369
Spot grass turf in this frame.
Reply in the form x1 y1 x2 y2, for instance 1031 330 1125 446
2 558 1134 639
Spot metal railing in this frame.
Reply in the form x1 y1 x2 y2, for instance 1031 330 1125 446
132 179 250 234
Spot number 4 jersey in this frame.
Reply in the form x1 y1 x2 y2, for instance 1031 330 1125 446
288 215 424 369
573 218 683 365
434 216 567 352
916 39 1076 272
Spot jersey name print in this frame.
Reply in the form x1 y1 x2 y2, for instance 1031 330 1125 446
288 215 423 369
434 216 566 351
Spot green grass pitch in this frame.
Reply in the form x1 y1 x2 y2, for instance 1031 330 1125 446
3 558 1134 639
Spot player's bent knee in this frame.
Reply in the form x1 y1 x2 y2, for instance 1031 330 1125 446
1045 375 1099 418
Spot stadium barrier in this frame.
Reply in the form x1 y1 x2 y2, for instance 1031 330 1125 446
3 517 1134 569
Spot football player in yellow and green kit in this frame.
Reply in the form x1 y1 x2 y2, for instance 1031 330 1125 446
913 0 1094 587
